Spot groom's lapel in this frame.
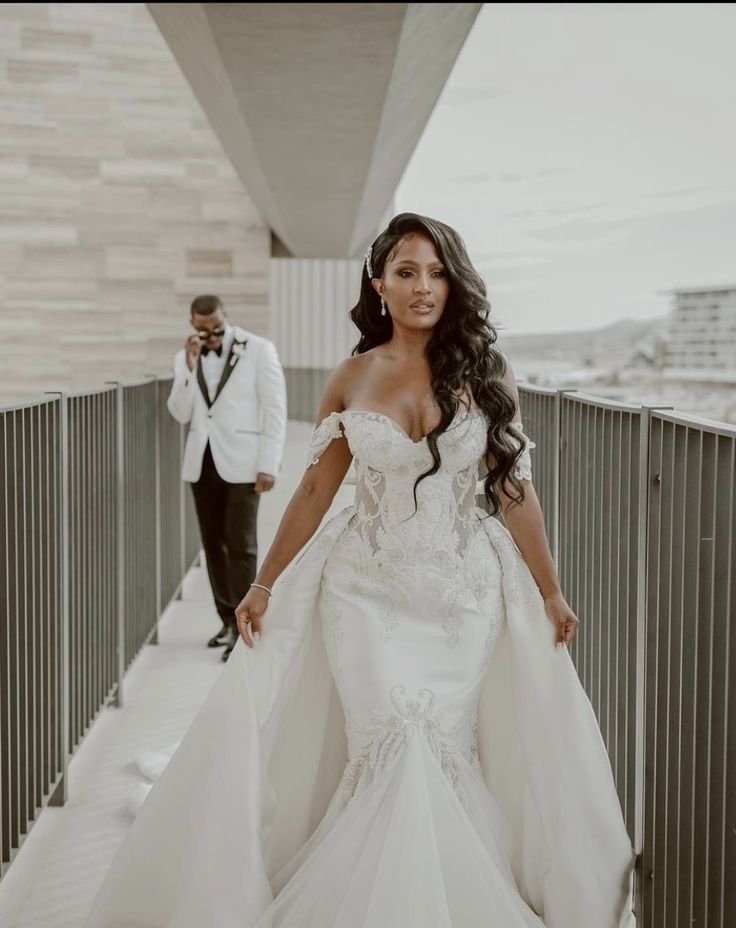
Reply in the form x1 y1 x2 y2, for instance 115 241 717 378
212 337 248 405
196 357 212 408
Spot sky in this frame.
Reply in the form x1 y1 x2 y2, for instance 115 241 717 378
396 3 736 336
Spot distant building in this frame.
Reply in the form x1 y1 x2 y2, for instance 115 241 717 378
663 285 736 382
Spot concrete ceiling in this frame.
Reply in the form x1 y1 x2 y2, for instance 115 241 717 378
146 3 482 258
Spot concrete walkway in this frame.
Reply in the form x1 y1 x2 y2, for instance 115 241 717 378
0 418 353 928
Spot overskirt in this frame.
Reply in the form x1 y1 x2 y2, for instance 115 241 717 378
82 504 636 928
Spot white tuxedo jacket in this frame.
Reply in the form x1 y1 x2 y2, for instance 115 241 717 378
167 326 287 483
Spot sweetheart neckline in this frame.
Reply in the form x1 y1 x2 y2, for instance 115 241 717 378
340 406 483 445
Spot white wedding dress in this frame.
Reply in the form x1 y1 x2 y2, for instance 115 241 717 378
83 406 636 928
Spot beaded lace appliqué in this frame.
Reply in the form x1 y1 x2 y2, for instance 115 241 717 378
305 409 535 483
302 411 522 813
335 684 480 811
307 408 533 648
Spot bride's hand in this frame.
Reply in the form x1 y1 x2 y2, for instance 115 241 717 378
543 591 579 649
234 587 270 649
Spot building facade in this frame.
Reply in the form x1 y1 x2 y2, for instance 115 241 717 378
664 285 736 381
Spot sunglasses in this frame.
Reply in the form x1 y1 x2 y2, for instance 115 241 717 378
195 327 226 340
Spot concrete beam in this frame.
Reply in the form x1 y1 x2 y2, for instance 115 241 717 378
146 3 482 257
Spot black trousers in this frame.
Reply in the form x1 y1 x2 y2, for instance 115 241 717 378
190 442 260 628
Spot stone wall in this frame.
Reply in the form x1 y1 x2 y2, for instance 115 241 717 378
0 3 269 404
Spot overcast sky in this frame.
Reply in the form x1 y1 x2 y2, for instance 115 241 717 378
396 3 736 336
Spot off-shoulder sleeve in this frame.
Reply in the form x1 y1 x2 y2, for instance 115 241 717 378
306 411 346 468
508 421 536 482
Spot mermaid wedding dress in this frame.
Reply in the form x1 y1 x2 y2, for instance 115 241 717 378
83 406 636 928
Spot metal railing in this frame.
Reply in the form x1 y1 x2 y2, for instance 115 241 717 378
66 388 118 756
518 385 735 928
1 377 734 928
0 377 200 878
643 409 735 928
1 397 64 873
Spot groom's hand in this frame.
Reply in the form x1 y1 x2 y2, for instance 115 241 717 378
254 472 275 493
185 334 201 371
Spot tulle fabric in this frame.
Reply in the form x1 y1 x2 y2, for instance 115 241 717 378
252 733 544 928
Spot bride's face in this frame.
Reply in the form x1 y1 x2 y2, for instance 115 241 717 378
372 233 450 328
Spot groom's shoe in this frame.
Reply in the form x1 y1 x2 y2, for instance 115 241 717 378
221 626 239 662
207 622 230 648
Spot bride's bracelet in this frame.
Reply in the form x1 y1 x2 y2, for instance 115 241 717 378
250 582 273 597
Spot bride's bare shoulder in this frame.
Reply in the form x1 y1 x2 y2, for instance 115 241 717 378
311 354 373 424
335 351 382 375
324 353 378 404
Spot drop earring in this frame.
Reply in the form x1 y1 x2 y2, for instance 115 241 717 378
380 296 387 317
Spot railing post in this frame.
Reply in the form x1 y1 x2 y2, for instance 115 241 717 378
633 403 673 922
147 375 161 644
551 389 565 565
105 382 125 707
47 392 69 808
633 405 650 918
555 389 580 573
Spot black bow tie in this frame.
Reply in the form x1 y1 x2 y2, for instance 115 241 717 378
201 344 223 357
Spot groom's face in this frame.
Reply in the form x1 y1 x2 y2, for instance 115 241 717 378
191 308 227 352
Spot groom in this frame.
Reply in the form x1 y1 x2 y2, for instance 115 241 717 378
167 295 287 660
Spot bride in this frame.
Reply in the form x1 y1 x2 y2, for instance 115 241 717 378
83 212 636 928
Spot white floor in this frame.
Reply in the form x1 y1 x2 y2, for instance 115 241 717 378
0 418 353 928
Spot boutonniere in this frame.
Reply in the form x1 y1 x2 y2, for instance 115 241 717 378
229 340 248 367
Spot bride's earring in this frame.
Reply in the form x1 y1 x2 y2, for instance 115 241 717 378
380 296 387 317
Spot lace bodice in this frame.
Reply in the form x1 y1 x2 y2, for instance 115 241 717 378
305 406 535 643
306 407 535 534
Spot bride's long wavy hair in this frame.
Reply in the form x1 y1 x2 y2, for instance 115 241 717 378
349 211 527 518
